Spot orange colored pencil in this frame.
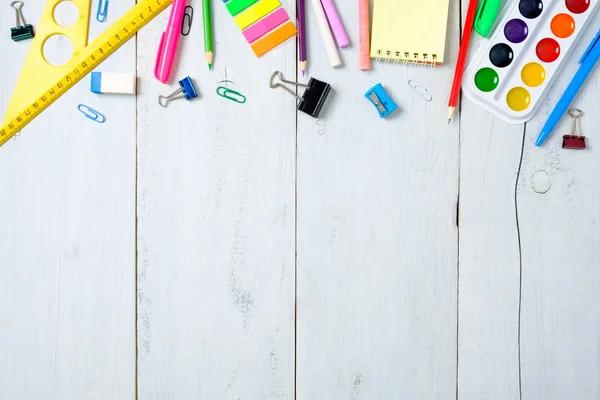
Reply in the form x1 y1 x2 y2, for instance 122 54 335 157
448 0 479 123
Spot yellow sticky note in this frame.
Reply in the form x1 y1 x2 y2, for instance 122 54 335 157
234 0 280 30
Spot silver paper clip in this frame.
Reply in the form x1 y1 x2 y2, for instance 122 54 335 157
216 86 246 104
96 0 109 22
78 104 106 123
408 79 432 102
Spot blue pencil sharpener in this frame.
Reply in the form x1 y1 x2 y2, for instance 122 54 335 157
365 83 398 118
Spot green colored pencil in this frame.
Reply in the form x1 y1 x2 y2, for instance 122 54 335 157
202 0 213 70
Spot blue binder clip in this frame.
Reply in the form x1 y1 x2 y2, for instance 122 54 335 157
158 76 198 107
365 83 397 118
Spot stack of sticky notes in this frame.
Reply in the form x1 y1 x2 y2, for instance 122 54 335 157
224 0 297 56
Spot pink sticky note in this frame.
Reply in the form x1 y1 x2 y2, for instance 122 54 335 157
242 8 290 43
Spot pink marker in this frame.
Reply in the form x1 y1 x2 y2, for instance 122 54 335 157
320 0 349 48
154 0 187 83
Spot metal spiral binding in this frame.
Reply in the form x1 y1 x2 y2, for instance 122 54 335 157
375 49 439 66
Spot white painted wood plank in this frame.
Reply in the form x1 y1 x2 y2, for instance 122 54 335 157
457 63 524 400
0 0 136 398
135 1 296 398
296 1 460 398
458 8 600 400
516 15 600 399
456 0 525 397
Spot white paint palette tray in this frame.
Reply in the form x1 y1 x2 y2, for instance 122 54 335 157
463 0 600 123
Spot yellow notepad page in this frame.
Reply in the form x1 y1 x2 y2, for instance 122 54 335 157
370 0 451 65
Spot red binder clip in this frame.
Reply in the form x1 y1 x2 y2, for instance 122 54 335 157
562 135 586 149
562 109 586 150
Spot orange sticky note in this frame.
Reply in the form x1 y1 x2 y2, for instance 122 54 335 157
250 21 297 57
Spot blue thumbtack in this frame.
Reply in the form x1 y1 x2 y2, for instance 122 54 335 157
365 83 397 118
158 76 198 107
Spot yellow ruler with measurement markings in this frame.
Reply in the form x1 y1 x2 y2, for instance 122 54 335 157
0 0 173 148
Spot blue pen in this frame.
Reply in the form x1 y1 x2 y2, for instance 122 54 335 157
536 29 600 147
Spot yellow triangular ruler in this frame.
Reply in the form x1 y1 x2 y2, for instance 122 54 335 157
2 0 91 125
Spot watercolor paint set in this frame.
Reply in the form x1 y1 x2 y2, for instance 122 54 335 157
463 0 600 123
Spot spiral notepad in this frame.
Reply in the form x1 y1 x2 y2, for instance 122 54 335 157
370 0 450 65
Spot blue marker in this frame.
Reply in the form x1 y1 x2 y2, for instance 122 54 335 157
536 29 600 147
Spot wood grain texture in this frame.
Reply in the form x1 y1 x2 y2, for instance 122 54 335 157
458 40 524 400
0 0 136 398
517 15 600 399
296 1 460 398
458 9 600 400
135 1 296 398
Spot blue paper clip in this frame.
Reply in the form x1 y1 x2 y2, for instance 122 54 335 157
96 0 108 22
158 76 198 107
365 83 398 118
78 104 106 123
216 86 246 104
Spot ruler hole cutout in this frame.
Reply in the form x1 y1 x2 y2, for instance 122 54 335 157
42 34 74 66
53 0 79 27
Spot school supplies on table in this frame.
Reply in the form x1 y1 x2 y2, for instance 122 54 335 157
536 29 600 146
10 1 34 41
0 0 174 147
269 71 331 118
182 6 193 35
463 0 600 125
97 0 109 22
309 0 341 67
365 84 397 118
298 0 307 75
203 0 214 69
78 104 106 123
158 76 198 107
370 0 450 65
474 0 502 37
447 0 478 123
217 86 247 103
225 0 297 57
359 0 371 70
154 0 186 83
562 108 586 149
320 0 349 47
91 72 137 94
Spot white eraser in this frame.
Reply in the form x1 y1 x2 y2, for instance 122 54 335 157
91 72 137 95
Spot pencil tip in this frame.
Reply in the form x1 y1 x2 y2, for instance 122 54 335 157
208 63 212 71
447 118 451 125
302 70 305 76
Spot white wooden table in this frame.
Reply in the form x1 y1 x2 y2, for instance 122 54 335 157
1 0 600 398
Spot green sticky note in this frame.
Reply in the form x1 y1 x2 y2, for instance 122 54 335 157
226 0 259 16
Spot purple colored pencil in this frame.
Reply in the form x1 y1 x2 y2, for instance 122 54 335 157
298 0 307 76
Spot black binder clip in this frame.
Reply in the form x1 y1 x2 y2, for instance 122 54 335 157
269 71 331 118
10 1 34 42
562 108 586 150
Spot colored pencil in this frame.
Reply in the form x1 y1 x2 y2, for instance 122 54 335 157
447 0 479 123
298 0 307 76
359 0 370 70
203 0 213 70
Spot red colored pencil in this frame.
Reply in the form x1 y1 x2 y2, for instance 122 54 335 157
448 0 479 123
